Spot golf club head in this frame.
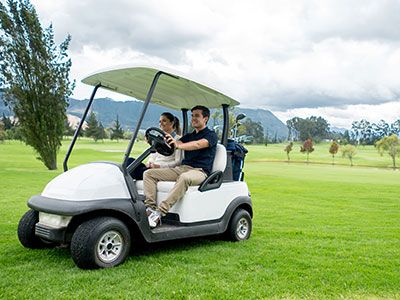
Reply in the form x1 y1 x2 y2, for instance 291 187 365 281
236 113 246 122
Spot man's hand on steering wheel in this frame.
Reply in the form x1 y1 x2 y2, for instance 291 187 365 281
145 127 175 156
164 133 178 149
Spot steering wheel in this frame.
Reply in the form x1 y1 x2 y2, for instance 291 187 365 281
145 127 175 156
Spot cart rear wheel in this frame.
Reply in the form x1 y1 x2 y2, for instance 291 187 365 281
71 217 131 269
226 209 252 241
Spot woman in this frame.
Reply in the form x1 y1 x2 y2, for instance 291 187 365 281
146 112 182 169
129 112 182 179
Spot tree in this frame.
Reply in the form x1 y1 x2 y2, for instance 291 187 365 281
287 116 330 142
300 138 314 163
0 0 74 169
64 119 75 136
286 119 298 141
390 119 400 136
372 120 390 141
341 130 352 145
272 132 278 144
341 145 357 166
110 115 124 141
329 141 339 165
375 134 400 169
85 112 100 141
96 122 107 141
351 119 373 145
211 110 222 128
284 142 293 161
5 122 23 140
238 117 264 144
85 113 106 142
264 131 269 147
1 113 12 129
0 120 5 142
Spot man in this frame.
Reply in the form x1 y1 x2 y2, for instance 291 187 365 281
143 105 218 228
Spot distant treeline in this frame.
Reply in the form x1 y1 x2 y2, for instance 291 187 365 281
286 116 400 145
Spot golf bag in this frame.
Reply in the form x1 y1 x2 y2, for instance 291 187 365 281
226 139 248 181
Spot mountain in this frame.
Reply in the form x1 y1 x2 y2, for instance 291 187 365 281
238 108 288 139
67 98 288 139
330 126 348 133
1 95 288 139
67 98 181 130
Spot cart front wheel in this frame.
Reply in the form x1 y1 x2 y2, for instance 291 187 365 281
18 209 49 248
71 217 131 269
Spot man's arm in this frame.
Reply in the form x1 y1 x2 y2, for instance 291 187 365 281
165 134 209 151
176 138 209 151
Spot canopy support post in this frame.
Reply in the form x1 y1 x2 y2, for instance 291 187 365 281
63 84 101 172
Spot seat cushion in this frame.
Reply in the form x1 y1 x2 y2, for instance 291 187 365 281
212 144 227 173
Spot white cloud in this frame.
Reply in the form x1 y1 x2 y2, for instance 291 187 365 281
274 101 400 129
28 0 400 127
69 45 173 99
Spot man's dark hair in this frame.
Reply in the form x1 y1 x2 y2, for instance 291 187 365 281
191 105 210 120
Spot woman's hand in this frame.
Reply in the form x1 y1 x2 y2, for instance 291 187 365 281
147 162 160 169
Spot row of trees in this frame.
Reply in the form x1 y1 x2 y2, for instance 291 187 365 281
285 116 400 146
349 119 400 145
1 109 156 143
283 135 400 169
284 139 358 167
0 110 133 143
80 112 125 141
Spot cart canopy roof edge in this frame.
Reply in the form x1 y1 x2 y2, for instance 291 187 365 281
82 65 240 110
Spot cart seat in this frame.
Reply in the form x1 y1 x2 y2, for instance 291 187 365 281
135 144 226 198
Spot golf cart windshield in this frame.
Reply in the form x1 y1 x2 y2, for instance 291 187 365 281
64 65 240 172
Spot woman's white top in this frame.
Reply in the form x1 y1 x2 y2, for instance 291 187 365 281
147 134 182 168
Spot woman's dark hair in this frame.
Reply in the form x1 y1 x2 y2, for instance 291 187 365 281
161 112 181 135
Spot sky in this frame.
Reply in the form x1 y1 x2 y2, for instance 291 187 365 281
27 0 400 128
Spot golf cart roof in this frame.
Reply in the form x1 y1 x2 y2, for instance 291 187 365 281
81 65 240 110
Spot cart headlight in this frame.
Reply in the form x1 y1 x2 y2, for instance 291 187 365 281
39 212 72 228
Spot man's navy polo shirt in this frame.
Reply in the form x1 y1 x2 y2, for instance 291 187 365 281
180 127 218 175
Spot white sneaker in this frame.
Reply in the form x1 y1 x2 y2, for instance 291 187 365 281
148 210 161 228
146 207 155 217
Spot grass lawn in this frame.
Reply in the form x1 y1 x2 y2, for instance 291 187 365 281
0 139 399 299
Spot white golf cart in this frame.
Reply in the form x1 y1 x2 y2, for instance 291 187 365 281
17 66 253 269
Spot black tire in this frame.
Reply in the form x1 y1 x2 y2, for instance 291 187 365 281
70 217 131 269
18 209 48 249
226 209 252 241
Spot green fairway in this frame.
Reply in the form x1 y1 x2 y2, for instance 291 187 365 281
0 140 399 299
252 142 399 169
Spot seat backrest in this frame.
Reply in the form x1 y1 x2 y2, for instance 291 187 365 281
212 144 227 173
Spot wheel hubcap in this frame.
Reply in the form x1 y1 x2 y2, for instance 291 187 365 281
236 217 249 239
97 230 123 263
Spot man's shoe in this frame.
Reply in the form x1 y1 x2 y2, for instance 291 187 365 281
148 210 161 228
146 207 155 217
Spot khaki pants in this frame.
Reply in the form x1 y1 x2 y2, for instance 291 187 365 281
143 165 207 215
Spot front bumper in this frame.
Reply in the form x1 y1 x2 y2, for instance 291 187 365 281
35 223 67 243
